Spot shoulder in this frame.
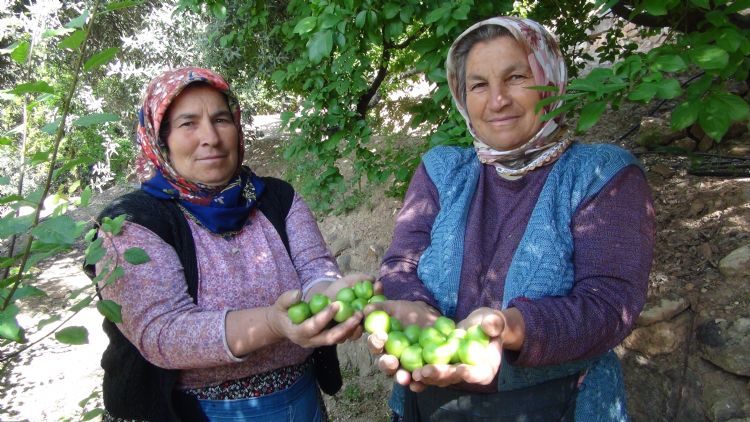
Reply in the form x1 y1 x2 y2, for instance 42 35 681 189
423 145 477 165
561 142 640 171
421 146 479 185
99 190 164 221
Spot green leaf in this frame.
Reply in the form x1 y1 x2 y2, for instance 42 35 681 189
30 150 50 165
82 409 105 421
704 10 728 27
124 247 150 265
42 27 74 38
104 266 125 286
83 47 119 71
425 5 450 24
577 101 607 132
71 296 93 312
105 0 144 12
713 91 750 121
101 214 127 235
80 186 92 207
689 45 728 70
698 109 731 140
650 54 686 72
41 118 61 135
294 16 318 34
85 238 105 266
0 214 34 238
726 0 750 13
10 81 55 96
31 215 82 246
307 30 333 64
671 100 700 130
642 0 668 15
686 74 712 98
627 84 657 102
383 3 400 19
10 41 30 64
97 300 123 323
689 0 709 8
355 10 367 28
9 285 46 301
55 326 88 345
0 305 23 342
319 14 339 30
65 10 89 28
73 113 120 127
526 85 560 92
210 3 227 19
59 29 87 50
37 314 61 330
655 78 682 99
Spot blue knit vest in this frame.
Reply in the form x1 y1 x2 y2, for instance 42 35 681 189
403 143 639 421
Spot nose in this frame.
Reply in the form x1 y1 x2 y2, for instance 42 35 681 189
198 120 221 146
488 84 511 110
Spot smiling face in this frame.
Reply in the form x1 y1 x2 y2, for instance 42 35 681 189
165 84 239 187
464 36 543 151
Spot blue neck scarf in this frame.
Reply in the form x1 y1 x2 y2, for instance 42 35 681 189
141 166 265 236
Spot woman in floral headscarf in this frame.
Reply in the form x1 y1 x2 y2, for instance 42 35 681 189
90 68 373 421
366 17 655 421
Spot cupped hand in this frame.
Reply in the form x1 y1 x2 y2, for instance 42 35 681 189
363 299 441 328
317 272 380 300
270 290 364 348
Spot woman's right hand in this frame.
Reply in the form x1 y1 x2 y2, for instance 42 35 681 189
269 290 364 349
364 300 441 389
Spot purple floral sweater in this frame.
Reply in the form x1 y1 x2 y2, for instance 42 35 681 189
381 162 655 369
98 193 340 389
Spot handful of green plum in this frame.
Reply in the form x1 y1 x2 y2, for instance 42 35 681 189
364 311 491 372
286 280 384 324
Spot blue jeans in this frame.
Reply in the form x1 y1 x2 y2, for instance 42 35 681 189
198 367 323 421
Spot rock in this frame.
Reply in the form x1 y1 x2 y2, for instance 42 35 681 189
725 121 749 140
337 253 351 273
673 137 697 152
649 163 674 178
719 244 750 278
698 135 715 152
637 294 689 326
623 312 690 356
697 318 750 377
728 144 750 157
331 238 351 257
638 117 679 149
710 398 747 421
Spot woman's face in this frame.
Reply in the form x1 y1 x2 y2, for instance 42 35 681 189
464 36 543 151
165 84 239 187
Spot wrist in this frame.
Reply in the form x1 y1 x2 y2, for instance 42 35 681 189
500 308 525 351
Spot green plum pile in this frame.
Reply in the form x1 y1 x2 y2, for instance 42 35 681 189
365 312 490 372
287 280 385 324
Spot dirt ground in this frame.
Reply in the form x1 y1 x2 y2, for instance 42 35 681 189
1 100 748 420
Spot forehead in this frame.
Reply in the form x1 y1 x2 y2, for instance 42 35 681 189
466 36 529 73
168 84 229 115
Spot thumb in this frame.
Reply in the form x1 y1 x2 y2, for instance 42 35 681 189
276 289 303 310
480 312 506 338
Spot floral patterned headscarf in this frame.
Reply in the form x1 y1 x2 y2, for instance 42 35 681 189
136 67 264 235
447 17 571 177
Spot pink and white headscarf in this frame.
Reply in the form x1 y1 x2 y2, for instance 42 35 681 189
446 17 571 177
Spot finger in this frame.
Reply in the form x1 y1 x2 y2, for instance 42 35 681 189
378 354 400 376
456 363 494 385
394 368 412 386
480 312 506 338
276 289 303 310
373 280 384 295
367 332 388 354
409 380 426 393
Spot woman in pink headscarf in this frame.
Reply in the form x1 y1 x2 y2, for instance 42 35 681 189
367 17 655 421
89 68 374 421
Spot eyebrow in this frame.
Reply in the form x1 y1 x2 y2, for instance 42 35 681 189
172 110 233 121
467 63 531 80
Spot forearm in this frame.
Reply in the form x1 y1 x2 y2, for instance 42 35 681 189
499 307 525 351
225 307 285 357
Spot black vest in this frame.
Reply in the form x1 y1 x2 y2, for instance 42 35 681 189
84 177 341 421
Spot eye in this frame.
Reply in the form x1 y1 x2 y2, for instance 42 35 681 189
178 121 194 128
469 82 487 91
508 74 529 84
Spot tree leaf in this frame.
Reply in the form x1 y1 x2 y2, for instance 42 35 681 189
688 0 709 8
10 81 55 96
101 214 127 235
0 214 34 238
307 30 333 64
714 92 750 121
82 409 105 421
85 238 105 266
294 16 318 34
80 186 92 207
10 41 30 64
655 78 682 99
59 29 87 50
355 11 367 28
383 3 400 19
31 215 82 246
689 45 728 70
642 0 668 15
699 104 731 140
650 54 686 72
55 326 88 345
105 0 144 12
671 100 700 130
97 300 122 323
124 247 150 265
83 47 119 71
73 113 120 127
9 285 47 301
210 3 227 19
0 305 23 342
71 296 93 312
41 118 61 135
65 10 89 28
577 101 607 132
